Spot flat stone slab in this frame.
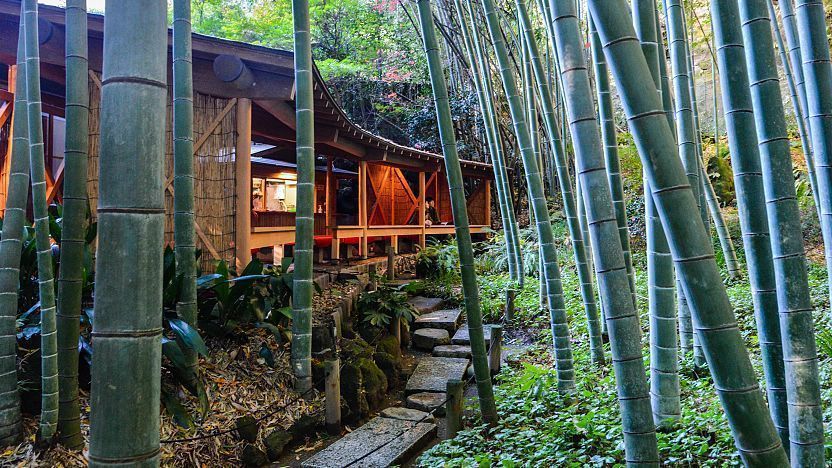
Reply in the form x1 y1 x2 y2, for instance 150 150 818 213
407 296 445 314
452 324 492 347
432 344 472 359
413 309 462 332
405 356 469 394
406 392 447 416
412 328 450 351
302 416 436 468
381 406 435 424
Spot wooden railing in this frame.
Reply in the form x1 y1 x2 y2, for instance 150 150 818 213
251 211 328 236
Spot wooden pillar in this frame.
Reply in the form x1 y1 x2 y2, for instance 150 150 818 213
359 160 368 259
324 359 341 435
386 242 395 281
484 178 492 227
418 171 426 248
325 156 333 229
0 65 17 215
235 98 252 269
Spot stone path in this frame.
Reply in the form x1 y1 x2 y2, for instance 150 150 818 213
305 295 503 467
301 415 436 468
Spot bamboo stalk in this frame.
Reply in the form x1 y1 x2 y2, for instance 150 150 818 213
549 1 658 462
480 0 576 392
89 1 167 464
416 0 498 423
291 0 314 393
23 0 58 441
517 0 604 364
55 0 88 449
710 0 790 449
0 14 29 447
589 1 790 464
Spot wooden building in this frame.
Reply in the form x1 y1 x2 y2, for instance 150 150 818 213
0 1 494 270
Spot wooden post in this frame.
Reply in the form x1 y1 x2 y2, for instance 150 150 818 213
330 310 342 339
418 171 426 248
324 359 341 435
330 237 340 262
504 289 516 323
484 179 492 227
386 242 395 280
445 379 464 439
359 161 368 259
489 325 502 375
325 156 333 229
235 98 252 269
1 65 17 214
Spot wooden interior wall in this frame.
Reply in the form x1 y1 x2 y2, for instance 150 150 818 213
366 163 420 226
466 178 487 226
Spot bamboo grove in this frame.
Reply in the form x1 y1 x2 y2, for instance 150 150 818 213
0 0 830 466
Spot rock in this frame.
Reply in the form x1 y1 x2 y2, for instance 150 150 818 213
341 336 374 360
301 416 436 468
289 414 320 440
312 360 326 392
381 406 435 424
412 328 450 350
374 352 401 387
264 430 293 461
406 356 469 394
311 325 334 354
413 309 462 332
376 334 402 360
341 362 368 423
358 358 388 410
235 415 259 442
406 392 447 417
407 296 445 314
241 444 269 467
452 324 492 346
432 344 472 359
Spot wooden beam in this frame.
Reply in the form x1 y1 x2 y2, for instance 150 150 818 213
235 98 253 268
256 99 367 157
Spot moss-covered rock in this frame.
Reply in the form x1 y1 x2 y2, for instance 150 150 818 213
340 362 368 422
358 358 388 410
289 414 320 440
373 351 401 388
375 334 402 360
241 444 268 467
341 336 374 360
235 415 259 442
264 430 293 461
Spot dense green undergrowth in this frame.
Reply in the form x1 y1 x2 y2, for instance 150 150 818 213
417 214 832 467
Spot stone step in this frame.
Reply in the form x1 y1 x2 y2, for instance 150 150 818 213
405 392 447 416
301 416 436 468
405 356 469 395
451 324 493 347
381 406 435 424
412 328 450 351
407 296 445 314
412 309 463 333
432 344 472 359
